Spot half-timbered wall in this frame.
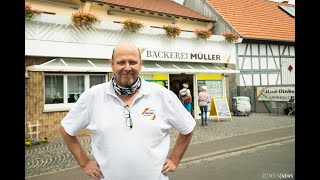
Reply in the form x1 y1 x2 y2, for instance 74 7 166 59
237 43 295 86
237 43 295 112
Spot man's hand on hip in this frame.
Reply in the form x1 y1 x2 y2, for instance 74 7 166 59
82 160 104 180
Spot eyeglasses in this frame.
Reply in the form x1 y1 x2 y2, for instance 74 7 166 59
124 105 133 129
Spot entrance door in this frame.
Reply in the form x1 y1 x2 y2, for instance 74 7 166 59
169 74 194 116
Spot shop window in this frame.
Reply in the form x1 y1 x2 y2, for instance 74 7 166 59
45 75 64 104
44 74 107 110
67 75 84 103
90 75 106 88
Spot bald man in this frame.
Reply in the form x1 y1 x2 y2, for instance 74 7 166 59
60 41 195 180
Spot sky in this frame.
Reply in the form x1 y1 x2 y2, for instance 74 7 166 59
173 0 184 5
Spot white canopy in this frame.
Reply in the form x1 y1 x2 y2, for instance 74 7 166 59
26 58 240 74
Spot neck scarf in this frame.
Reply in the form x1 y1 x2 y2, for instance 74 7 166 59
111 75 141 96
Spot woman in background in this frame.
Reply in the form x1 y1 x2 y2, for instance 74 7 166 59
198 86 210 126
179 83 192 114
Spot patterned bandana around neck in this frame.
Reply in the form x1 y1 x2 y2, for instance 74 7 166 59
111 75 141 96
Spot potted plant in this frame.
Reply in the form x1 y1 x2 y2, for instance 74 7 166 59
25 137 49 147
194 29 212 40
223 32 240 43
72 11 100 27
121 19 144 33
162 25 181 38
25 3 42 18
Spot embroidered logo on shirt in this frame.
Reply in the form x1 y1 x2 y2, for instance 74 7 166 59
141 107 156 120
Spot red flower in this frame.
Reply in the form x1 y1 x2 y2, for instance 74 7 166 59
223 32 239 43
121 19 144 33
193 29 212 40
25 3 42 18
72 11 100 28
162 25 181 38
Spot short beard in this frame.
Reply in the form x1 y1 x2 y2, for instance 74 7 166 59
118 76 137 88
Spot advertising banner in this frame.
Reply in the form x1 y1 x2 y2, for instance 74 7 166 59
256 86 295 101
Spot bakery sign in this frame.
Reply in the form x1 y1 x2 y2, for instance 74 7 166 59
140 48 235 64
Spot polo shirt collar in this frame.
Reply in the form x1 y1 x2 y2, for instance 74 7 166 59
105 77 151 97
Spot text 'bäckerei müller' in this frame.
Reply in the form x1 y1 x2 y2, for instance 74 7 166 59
146 50 221 60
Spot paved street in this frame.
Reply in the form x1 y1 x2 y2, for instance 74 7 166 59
169 139 295 180
25 113 295 179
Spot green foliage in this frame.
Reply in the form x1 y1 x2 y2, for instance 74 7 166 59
72 11 100 27
194 29 212 40
25 3 42 18
25 137 49 147
162 25 182 38
223 32 240 43
121 19 144 33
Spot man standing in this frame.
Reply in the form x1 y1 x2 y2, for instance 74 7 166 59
60 41 195 180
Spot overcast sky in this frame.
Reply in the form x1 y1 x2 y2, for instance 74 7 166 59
173 0 184 5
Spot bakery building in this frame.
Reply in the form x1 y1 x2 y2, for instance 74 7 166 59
25 0 240 139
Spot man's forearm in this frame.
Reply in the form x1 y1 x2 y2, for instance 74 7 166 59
60 126 90 167
168 131 193 166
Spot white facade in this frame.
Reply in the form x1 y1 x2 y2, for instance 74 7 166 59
25 13 240 118
26 14 240 62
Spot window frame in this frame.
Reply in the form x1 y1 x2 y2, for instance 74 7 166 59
43 73 108 112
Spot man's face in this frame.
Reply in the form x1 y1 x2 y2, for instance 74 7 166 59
111 44 142 87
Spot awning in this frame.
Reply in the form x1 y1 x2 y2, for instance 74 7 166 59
142 61 239 74
26 58 111 72
26 58 240 74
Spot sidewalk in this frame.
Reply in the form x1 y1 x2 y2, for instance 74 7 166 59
25 113 295 180
181 126 294 164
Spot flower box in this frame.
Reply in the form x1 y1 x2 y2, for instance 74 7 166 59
72 11 100 27
121 19 144 33
25 3 42 18
162 25 181 38
223 32 240 43
194 29 212 40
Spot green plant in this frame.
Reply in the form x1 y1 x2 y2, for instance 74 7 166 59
25 137 49 147
162 25 181 38
121 19 144 33
223 32 240 43
25 3 42 18
194 29 212 40
72 11 100 27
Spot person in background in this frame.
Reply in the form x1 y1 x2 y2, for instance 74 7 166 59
59 41 195 180
179 83 192 114
198 86 210 126
172 82 180 97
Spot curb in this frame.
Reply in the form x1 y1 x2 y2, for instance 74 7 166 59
181 135 295 164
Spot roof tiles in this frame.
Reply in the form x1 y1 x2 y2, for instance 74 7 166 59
207 0 295 41
96 0 213 22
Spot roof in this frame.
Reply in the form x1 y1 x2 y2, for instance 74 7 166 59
207 0 295 42
92 0 213 22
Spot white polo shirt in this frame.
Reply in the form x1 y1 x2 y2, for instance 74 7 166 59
61 79 196 180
